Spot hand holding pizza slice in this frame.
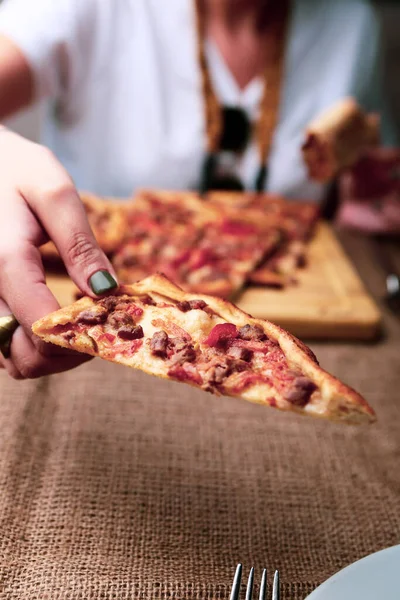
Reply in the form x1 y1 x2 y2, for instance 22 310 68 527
32 274 375 425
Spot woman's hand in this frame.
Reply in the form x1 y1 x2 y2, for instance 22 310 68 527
337 148 400 233
0 128 118 379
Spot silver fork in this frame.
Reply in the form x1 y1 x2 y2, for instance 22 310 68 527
229 564 280 600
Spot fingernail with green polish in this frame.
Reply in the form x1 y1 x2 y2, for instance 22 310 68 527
89 270 118 295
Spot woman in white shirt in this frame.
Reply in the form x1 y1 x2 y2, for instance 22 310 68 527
0 0 397 379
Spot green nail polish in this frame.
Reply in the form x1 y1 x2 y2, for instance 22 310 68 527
89 271 118 295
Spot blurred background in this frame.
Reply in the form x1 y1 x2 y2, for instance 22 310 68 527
3 1 400 144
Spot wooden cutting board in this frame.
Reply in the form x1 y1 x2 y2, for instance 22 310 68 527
46 223 381 341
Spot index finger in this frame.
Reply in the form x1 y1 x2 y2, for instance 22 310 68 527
20 150 117 296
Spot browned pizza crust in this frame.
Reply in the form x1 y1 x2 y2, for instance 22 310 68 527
32 273 375 425
302 97 380 183
248 267 287 288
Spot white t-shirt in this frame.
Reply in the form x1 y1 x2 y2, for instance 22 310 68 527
0 0 395 200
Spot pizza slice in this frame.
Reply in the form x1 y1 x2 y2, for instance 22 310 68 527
206 191 320 288
301 97 380 183
114 189 280 298
173 215 280 297
32 273 375 425
113 189 210 285
113 228 203 287
248 204 319 286
208 191 319 235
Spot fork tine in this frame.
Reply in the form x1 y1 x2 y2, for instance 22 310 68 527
272 570 280 600
245 567 254 600
229 564 242 600
258 568 267 600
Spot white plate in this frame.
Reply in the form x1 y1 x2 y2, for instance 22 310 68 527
305 545 400 600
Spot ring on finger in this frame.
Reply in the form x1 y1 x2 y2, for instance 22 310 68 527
0 314 19 359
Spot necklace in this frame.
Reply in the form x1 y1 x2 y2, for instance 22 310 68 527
194 0 290 193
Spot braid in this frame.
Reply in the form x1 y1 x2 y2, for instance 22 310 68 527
195 0 291 176
195 0 222 153
256 0 289 164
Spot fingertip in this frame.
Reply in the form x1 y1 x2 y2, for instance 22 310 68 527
88 269 118 297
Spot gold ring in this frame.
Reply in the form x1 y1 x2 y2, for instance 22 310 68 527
0 314 19 359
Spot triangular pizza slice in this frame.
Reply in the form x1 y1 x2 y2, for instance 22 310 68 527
32 274 375 425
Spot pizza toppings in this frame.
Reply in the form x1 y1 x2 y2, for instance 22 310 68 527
98 296 144 319
108 311 134 328
62 331 76 343
117 325 144 341
150 330 169 358
77 307 108 325
227 345 253 362
149 327 197 365
51 322 75 334
189 248 218 270
87 335 99 353
238 324 267 341
176 301 192 312
201 355 248 390
99 332 116 344
283 376 317 406
169 344 197 365
204 323 238 348
141 295 156 306
206 363 231 386
151 318 192 341
220 219 257 236
124 303 144 318
230 338 273 354
189 299 208 310
54 295 148 352
110 339 144 357
99 296 118 311
230 371 272 394
176 299 208 312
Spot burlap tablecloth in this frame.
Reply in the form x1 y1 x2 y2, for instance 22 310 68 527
1 233 399 599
